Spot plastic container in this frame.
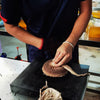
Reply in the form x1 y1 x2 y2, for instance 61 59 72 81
86 10 100 41
89 18 100 37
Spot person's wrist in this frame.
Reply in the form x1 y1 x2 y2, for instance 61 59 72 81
38 38 44 50
63 41 74 49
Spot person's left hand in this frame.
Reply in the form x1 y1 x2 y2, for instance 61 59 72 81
52 42 73 67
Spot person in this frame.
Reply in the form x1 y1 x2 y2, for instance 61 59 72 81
0 0 92 66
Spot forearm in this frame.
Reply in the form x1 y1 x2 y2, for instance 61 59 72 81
66 12 91 46
66 0 92 46
4 22 42 48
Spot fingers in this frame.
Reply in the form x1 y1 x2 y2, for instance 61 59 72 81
53 51 60 63
53 42 73 67
53 51 64 64
53 52 72 67
57 54 72 66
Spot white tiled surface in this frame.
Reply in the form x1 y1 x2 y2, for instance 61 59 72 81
79 45 100 89
0 57 30 100
79 45 100 73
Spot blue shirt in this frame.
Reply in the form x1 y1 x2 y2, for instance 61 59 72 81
1 0 84 38
1 0 85 62
1 0 61 37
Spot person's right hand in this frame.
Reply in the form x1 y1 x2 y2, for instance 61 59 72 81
52 42 73 67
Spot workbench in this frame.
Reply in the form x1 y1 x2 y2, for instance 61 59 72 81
0 57 89 100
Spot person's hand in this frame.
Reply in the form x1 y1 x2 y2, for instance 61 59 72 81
52 42 73 67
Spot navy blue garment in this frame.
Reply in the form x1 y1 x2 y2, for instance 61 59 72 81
1 0 85 62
